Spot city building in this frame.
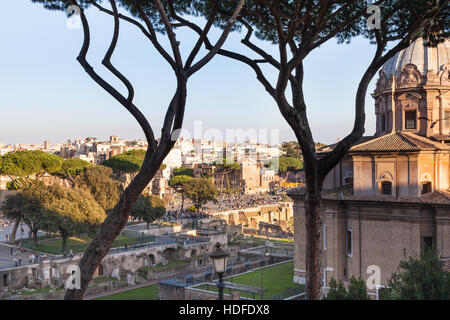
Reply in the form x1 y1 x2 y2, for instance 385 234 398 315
291 37 450 298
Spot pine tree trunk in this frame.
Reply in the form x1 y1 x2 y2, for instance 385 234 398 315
33 230 38 245
62 234 67 254
63 80 187 299
63 162 159 299
181 191 185 211
304 188 323 300
10 218 20 245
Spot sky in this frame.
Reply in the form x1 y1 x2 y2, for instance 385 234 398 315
0 1 382 146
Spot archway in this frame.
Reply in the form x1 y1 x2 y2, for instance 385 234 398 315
162 247 177 261
148 254 156 265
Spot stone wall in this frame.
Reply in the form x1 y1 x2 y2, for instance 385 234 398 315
290 190 450 295
0 240 212 293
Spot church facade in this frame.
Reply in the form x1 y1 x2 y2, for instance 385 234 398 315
291 38 450 298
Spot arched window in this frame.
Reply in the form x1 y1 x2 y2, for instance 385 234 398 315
381 181 392 195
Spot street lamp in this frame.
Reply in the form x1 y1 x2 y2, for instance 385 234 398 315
208 242 229 300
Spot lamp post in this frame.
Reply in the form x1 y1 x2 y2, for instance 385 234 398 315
208 242 229 300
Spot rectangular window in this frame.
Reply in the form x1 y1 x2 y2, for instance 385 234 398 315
423 237 433 252
421 182 432 195
323 224 327 251
381 181 392 196
346 229 352 256
445 111 450 128
405 111 417 129
2 274 8 287
381 114 386 132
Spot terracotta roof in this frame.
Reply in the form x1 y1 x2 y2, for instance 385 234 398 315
349 131 450 152
430 134 450 142
316 136 375 154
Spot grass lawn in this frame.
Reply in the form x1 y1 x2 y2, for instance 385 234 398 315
153 259 189 270
94 284 159 300
194 261 303 300
22 235 148 255
244 236 294 244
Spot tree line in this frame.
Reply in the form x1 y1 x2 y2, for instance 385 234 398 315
0 150 166 251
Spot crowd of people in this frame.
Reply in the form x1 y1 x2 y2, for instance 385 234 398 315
166 192 283 218
164 210 211 221
204 193 283 213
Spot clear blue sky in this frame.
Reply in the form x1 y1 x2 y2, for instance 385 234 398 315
0 1 381 146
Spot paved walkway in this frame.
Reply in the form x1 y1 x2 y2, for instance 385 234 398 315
0 243 39 269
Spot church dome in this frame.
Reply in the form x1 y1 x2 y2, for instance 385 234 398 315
382 37 450 78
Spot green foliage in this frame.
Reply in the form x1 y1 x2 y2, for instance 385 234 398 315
131 195 166 225
74 166 121 212
0 151 63 185
384 250 450 300
35 184 106 251
2 182 106 250
325 278 348 300
325 276 370 300
60 158 93 179
101 149 146 175
1 192 37 231
172 166 194 177
168 174 193 189
184 178 218 211
195 0 448 46
267 157 303 173
280 141 302 159
212 158 241 171
187 205 197 212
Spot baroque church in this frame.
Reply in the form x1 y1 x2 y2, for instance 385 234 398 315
291 37 450 298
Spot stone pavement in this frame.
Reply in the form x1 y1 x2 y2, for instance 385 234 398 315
0 243 38 269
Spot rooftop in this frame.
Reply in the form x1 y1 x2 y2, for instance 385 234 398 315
382 37 450 78
349 131 450 153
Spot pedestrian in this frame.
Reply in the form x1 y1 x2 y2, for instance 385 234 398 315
10 246 13 255
69 249 73 258
13 257 18 267
18 256 22 266
5 234 8 242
